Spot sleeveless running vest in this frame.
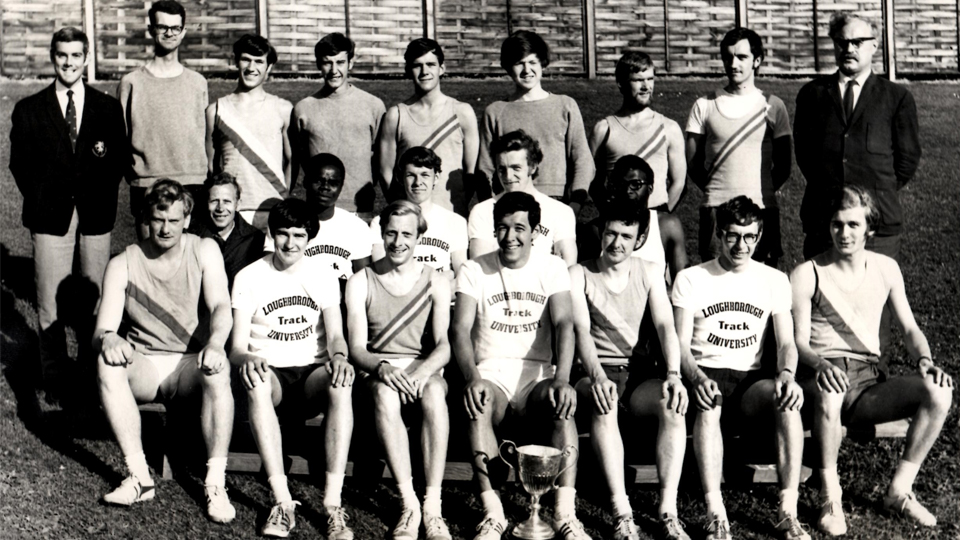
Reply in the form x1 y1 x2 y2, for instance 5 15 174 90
600 112 669 208
582 258 650 364
809 253 887 362
124 234 205 354
700 92 770 208
395 100 466 214
365 265 434 358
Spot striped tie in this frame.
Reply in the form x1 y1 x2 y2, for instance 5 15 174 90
65 89 78 152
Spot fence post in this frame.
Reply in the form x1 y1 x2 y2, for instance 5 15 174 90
423 0 437 38
583 0 597 78
882 0 896 80
662 0 670 72
735 0 747 28
84 0 97 81
256 0 269 38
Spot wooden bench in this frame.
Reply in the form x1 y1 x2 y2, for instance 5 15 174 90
137 403 909 483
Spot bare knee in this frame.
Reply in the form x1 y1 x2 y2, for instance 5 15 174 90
421 380 448 418
373 382 402 416
97 355 128 387
921 378 953 416
658 400 685 428
246 377 273 404
816 389 845 423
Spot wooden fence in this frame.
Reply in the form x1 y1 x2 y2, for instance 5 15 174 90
2 0 957 78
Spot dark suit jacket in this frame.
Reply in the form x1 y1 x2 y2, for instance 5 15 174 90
9 82 129 236
794 72 921 237
187 213 265 289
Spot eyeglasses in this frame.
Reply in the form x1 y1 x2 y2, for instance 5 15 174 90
153 24 184 36
833 37 876 49
626 180 654 190
719 230 759 245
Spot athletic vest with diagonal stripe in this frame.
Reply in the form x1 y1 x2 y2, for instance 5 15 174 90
600 112 669 208
124 233 205 355
582 258 650 364
365 265 434 358
700 92 770 208
809 254 886 362
395 100 466 213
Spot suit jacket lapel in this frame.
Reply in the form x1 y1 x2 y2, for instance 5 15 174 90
76 83 94 143
848 72 877 128
827 72 847 127
44 83 71 138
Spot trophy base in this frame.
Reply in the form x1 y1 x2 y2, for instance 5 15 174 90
510 513 556 540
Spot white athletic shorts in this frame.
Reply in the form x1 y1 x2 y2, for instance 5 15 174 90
477 358 555 413
135 351 198 399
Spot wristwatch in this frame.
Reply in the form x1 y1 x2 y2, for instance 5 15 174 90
666 370 681 379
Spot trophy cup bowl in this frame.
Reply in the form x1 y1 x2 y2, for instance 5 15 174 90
500 441 579 540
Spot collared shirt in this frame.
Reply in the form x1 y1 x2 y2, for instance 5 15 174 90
55 79 85 130
837 69 871 112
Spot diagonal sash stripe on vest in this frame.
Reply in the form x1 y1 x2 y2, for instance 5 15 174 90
370 283 434 352
421 116 460 151
586 298 636 358
128 282 202 350
216 103 287 197
634 124 666 161
707 108 767 179
812 294 872 355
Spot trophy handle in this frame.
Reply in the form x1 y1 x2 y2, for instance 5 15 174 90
499 440 519 470
552 445 579 489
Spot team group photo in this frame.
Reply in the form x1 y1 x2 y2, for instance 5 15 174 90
1 0 958 538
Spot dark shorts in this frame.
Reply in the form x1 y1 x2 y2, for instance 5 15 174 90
686 367 767 429
270 363 325 417
572 360 665 410
824 357 884 422
698 206 782 266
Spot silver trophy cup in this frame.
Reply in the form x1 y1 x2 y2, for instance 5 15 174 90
499 441 579 540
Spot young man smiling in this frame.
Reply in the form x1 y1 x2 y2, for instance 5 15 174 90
205 34 293 232
377 39 479 216
346 200 454 540
292 33 386 218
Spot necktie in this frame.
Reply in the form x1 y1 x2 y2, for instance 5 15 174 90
65 89 78 152
842 80 856 124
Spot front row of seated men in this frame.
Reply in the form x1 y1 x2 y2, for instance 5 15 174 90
93 159 952 540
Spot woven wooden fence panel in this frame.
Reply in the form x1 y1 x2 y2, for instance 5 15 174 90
665 0 736 73
349 0 425 74
436 0 511 74
267 0 346 74
95 0 257 75
748 0 817 73
509 0 586 72
894 0 958 72
595 0 667 74
1 0 83 77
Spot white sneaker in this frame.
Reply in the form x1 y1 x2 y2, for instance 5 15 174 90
392 507 421 540
425 516 453 540
817 500 847 536
262 500 300 538
204 484 236 523
473 515 507 540
103 476 155 506
555 515 592 540
325 505 355 540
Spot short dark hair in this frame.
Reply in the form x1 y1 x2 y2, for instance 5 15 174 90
149 0 186 27
233 34 277 66
315 32 355 62
719 27 764 64
203 171 241 200
500 30 550 71
143 178 194 219
398 146 442 175
614 51 654 87
378 200 428 237
404 38 444 70
829 185 879 233
50 27 89 59
494 192 541 232
716 195 764 235
609 155 654 192
304 153 346 181
268 198 319 240
491 130 543 173
828 12 878 39
600 198 651 237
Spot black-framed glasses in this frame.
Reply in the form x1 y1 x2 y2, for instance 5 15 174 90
719 230 759 245
153 24 184 36
833 37 876 49
626 180 654 190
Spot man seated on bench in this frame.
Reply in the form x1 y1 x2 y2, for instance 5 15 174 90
94 179 236 522
570 198 688 540
453 192 590 540
791 186 953 535
229 198 354 538
673 196 808 540
346 200 454 540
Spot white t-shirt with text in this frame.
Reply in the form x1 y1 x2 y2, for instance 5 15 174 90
370 204 468 273
467 189 576 258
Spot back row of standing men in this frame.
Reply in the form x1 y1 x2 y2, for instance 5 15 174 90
9 2 948 540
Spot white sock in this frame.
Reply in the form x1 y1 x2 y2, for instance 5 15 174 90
397 478 419 511
819 467 842 502
890 460 921 497
423 486 442 518
480 490 505 522
555 486 577 519
124 453 153 485
323 471 345 508
779 489 799 517
704 491 726 521
611 492 632 518
268 474 293 504
659 488 679 516
205 457 227 487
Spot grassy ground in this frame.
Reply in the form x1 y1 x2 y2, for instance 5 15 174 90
1 77 958 539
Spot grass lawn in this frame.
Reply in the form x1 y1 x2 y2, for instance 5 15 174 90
1 76 958 539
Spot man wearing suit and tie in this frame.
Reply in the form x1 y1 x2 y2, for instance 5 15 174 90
9 27 128 402
794 12 921 261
